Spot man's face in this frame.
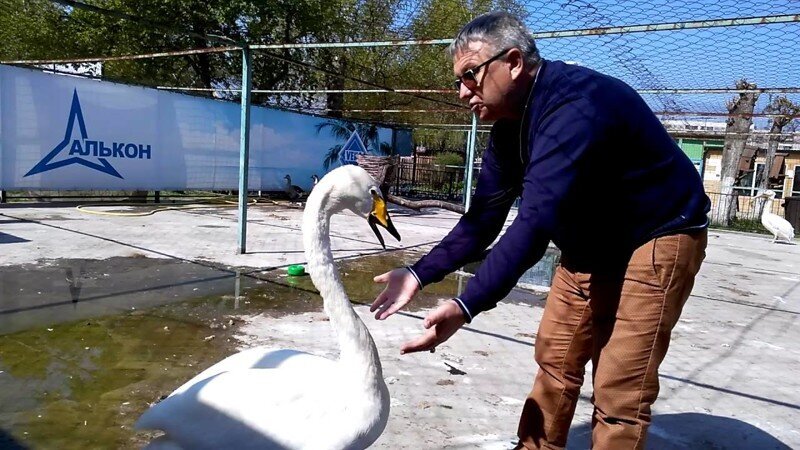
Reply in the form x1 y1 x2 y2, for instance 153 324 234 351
453 41 516 121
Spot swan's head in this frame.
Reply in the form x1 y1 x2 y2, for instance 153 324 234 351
314 165 401 249
757 189 777 199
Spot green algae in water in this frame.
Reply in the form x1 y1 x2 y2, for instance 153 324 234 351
0 262 326 449
0 307 238 448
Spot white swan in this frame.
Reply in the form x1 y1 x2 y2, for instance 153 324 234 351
136 165 401 449
757 189 795 243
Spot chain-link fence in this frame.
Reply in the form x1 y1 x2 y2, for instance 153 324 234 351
2 0 798 123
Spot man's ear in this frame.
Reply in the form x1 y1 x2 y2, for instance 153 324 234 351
507 48 526 81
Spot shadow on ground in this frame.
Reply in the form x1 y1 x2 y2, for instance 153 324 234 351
0 428 28 449
566 412 790 449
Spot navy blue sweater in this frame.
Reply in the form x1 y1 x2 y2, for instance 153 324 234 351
410 60 710 321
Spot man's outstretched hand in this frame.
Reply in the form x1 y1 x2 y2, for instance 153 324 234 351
371 268 421 320
400 300 466 355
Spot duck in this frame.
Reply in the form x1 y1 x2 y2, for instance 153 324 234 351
284 174 306 201
136 165 401 449
757 189 795 243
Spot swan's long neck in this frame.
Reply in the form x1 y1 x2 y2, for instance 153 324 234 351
302 190 383 383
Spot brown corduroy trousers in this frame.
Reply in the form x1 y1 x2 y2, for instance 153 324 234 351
517 229 707 450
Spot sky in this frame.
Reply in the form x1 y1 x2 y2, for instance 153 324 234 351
394 0 800 120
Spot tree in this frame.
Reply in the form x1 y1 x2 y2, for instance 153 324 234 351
0 0 393 107
716 79 759 227
756 96 800 216
1 0 526 213
0 0 73 61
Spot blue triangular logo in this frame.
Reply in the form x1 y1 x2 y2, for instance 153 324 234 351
338 130 368 166
25 89 123 178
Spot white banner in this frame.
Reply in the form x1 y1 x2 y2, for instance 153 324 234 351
0 65 409 191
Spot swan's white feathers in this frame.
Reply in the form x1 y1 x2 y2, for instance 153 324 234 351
138 366 380 450
135 166 392 450
166 348 333 397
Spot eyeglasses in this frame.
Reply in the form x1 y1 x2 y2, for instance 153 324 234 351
454 48 512 91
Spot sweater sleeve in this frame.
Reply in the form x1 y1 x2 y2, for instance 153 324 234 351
409 133 520 288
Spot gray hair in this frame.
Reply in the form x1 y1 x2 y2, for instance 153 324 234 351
448 11 541 68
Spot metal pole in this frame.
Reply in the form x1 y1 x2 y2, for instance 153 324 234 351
533 14 800 39
412 151 417 187
464 113 478 211
155 86 800 96
237 46 253 254
1 46 239 65
156 87 454 94
462 128 472 202
234 270 241 310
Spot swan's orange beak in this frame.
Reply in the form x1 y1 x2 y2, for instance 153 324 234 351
368 194 401 249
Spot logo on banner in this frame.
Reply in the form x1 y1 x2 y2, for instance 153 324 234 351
25 89 152 179
338 130 368 166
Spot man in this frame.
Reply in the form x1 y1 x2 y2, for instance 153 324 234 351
370 10 710 450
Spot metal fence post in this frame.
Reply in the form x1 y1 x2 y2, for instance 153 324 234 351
237 46 253 254
463 113 478 210
412 151 417 186
448 171 454 199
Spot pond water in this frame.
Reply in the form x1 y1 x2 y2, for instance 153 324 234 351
0 249 559 448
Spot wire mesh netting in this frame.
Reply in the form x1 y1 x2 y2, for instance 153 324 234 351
0 0 798 126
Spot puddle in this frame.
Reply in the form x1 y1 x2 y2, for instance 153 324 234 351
0 306 237 449
0 249 556 448
461 247 561 291
0 257 241 336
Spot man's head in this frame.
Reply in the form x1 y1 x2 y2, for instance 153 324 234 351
449 11 541 121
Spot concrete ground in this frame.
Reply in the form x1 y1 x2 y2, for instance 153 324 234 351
1 200 799 449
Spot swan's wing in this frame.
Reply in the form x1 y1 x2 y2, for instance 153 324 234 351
137 367 351 450
170 347 331 396
763 214 795 239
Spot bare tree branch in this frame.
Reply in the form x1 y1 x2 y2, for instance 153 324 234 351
387 194 465 214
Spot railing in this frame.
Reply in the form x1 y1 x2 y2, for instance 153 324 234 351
392 163 469 201
707 191 786 224
389 164 793 233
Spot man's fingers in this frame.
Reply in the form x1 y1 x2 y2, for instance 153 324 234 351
373 272 390 283
422 306 447 329
372 300 393 319
377 299 407 320
400 329 437 355
370 291 388 313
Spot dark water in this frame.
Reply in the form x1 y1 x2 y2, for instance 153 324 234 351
462 247 561 289
0 249 557 448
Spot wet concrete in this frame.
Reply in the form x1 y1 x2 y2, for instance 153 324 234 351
1 203 798 448
0 257 239 335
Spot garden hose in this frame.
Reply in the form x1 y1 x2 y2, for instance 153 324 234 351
76 197 258 217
